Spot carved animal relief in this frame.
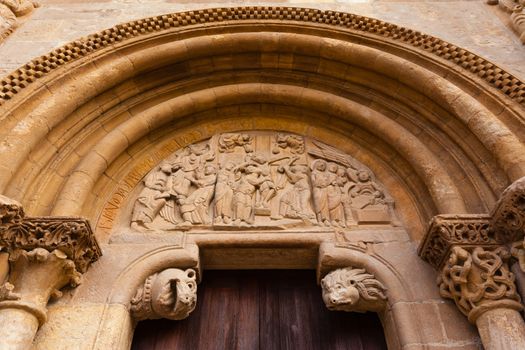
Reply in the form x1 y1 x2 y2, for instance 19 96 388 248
131 132 398 231
130 268 197 321
321 267 387 313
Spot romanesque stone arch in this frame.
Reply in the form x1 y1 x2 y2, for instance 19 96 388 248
0 6 524 350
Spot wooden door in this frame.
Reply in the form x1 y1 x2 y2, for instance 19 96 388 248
132 270 387 350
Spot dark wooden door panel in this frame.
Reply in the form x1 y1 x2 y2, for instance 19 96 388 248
132 270 387 350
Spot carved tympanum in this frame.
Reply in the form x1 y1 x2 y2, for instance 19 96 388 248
438 246 523 323
0 0 39 41
131 132 398 231
130 268 197 321
321 267 387 313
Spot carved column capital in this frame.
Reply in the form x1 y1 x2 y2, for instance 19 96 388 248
0 195 101 350
438 245 522 323
130 268 197 321
419 215 522 322
321 266 387 313
0 195 101 273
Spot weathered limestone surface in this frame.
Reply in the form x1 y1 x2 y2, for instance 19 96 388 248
0 0 523 80
0 2 523 349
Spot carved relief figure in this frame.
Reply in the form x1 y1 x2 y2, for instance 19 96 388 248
218 133 253 153
180 164 217 225
272 133 305 155
131 268 197 321
311 159 331 226
214 162 235 224
321 267 387 313
130 131 398 230
274 157 315 221
0 0 39 40
339 166 357 226
131 164 172 230
327 162 345 227
249 153 277 210
232 163 265 225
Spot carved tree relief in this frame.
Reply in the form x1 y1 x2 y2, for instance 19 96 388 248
131 132 398 231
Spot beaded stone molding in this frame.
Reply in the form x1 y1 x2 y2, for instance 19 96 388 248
0 7 524 105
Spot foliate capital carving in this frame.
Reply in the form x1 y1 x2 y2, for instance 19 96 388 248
0 196 101 273
0 195 24 231
438 246 522 323
418 214 498 269
130 268 197 321
321 267 387 313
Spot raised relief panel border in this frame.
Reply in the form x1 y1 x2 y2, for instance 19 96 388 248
128 131 400 235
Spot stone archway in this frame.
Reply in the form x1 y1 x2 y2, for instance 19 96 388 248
0 6 524 350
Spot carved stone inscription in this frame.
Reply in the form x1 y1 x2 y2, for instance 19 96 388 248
131 132 397 231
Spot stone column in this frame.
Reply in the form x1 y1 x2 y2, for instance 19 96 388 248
0 195 101 350
419 214 525 350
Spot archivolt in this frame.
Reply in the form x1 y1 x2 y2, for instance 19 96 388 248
0 7 523 240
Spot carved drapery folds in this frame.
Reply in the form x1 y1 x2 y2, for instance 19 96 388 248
0 195 101 350
0 0 39 41
130 268 197 321
321 267 387 313
131 132 399 231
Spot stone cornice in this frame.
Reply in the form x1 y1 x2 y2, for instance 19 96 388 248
0 196 101 273
0 6 523 105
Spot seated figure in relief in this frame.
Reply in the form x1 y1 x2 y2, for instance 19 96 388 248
131 164 172 230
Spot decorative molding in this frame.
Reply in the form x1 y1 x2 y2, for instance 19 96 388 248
418 214 496 269
438 246 522 323
321 266 387 313
0 7 523 105
0 195 101 273
130 268 197 321
0 0 39 42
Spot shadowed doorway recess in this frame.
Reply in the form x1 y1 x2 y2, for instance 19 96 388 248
131 270 387 350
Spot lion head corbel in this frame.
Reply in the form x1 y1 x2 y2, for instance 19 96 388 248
321 266 387 313
130 268 197 321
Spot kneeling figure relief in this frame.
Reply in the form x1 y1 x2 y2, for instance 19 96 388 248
131 132 398 231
